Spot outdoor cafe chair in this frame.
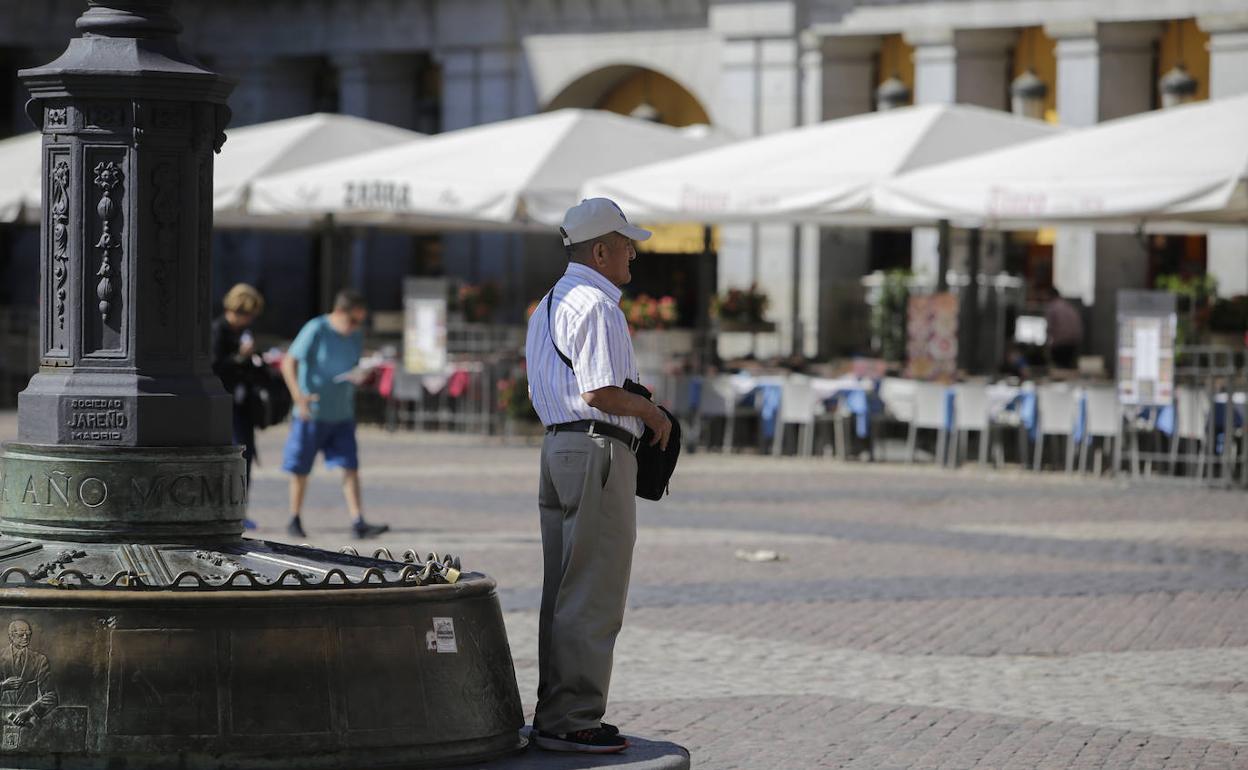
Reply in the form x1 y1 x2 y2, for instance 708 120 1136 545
771 375 819 457
952 383 992 466
1078 385 1122 476
907 381 949 465
696 374 757 453
1033 383 1078 473
1169 385 1212 480
872 377 916 462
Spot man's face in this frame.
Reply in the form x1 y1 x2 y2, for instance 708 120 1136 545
594 233 636 287
9 622 30 649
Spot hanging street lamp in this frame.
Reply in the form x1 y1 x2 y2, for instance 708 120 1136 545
1010 68 1048 120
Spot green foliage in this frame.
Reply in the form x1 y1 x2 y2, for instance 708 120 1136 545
870 270 911 362
1155 273 1216 347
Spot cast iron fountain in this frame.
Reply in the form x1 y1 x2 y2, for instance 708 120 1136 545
0 2 525 767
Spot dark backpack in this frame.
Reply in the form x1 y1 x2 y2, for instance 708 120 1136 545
243 363 292 429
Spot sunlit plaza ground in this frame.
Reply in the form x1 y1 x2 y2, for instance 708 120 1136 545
5 410 1234 769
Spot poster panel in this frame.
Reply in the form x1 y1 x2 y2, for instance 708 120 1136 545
906 293 959 381
403 278 448 375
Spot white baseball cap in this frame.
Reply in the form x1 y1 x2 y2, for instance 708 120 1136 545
559 198 652 247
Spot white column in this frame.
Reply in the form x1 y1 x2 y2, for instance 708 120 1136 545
710 2 802 358
1047 20 1160 363
906 29 951 287
1200 13 1248 297
802 33 876 356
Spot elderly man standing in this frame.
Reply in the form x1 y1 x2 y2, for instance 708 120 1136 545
525 198 672 754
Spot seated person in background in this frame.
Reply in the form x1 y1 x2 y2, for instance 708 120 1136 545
1042 287 1083 370
999 343 1030 381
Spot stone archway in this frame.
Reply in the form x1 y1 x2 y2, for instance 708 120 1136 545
546 64 711 127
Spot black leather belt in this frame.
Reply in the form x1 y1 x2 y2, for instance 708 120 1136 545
546 420 641 452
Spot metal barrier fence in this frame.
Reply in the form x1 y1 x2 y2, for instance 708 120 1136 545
385 321 527 436
1123 345 1248 488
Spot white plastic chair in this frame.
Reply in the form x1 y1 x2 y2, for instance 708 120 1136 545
1169 386 1212 479
1033 383 1078 472
697 375 757 453
1079 385 1121 476
907 382 949 465
952 384 991 466
771 375 819 457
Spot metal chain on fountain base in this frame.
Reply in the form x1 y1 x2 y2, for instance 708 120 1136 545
0 541 466 591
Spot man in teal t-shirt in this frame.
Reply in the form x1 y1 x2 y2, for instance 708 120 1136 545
279 289 389 539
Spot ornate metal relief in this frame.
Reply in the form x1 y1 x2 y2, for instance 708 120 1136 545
92 162 122 323
85 104 123 130
0 619 60 750
44 108 68 130
150 162 178 327
50 162 69 336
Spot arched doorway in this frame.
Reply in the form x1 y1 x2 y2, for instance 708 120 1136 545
546 65 711 128
547 66 718 338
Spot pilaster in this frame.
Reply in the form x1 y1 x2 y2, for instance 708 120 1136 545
1199 12 1248 297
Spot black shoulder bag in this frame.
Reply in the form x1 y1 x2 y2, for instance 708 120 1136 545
546 293 680 500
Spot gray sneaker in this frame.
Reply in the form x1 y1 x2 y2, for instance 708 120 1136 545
352 520 390 539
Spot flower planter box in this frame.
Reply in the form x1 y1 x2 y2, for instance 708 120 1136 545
716 320 777 334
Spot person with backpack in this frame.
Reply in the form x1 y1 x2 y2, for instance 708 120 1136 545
211 283 267 531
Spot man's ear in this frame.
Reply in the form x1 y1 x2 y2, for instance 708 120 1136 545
592 241 607 265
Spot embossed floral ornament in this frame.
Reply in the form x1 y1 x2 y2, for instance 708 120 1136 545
50 161 70 332
92 161 122 322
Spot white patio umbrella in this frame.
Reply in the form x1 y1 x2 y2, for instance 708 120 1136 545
0 114 422 229
875 94 1248 229
580 103 1060 226
213 112 423 228
0 132 43 224
246 108 729 230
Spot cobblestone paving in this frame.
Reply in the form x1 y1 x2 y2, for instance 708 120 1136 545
173 426 1248 767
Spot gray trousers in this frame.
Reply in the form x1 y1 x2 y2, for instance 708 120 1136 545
534 430 637 735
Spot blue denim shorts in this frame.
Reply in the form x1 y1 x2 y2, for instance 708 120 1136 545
281 418 359 475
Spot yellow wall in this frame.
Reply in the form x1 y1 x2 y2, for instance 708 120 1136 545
596 69 711 128
876 34 914 97
1012 27 1058 123
1158 19 1210 102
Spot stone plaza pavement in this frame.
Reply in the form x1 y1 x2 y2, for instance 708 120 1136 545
16 408 1242 770
232 425 1248 770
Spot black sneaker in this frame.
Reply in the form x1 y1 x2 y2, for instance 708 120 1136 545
532 727 626 754
286 517 306 539
352 520 390 539
601 721 621 737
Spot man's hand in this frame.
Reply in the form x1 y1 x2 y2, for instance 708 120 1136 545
294 393 319 421
0 676 21 691
9 710 31 726
644 403 672 451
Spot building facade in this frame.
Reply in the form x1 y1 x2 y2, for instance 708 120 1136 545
1 0 1245 361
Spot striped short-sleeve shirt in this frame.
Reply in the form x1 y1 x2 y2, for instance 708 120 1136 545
525 262 644 439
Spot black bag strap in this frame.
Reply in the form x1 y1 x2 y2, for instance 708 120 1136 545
546 292 574 371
